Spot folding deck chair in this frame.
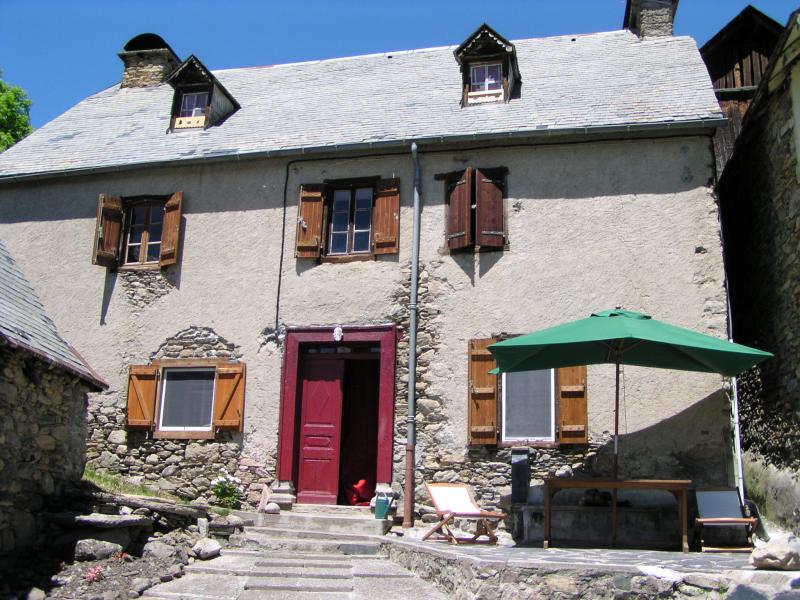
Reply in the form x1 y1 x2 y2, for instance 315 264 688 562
422 482 506 545
694 488 758 552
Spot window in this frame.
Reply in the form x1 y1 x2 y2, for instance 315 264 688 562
468 63 504 103
329 186 373 255
178 92 208 118
92 192 183 270
167 56 239 131
444 167 506 253
295 178 400 260
123 200 164 266
467 338 587 446
454 24 520 106
126 360 246 439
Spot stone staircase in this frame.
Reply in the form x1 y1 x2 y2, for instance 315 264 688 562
144 505 446 600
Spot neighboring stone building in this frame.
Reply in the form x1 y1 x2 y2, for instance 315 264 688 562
0 0 733 520
717 10 800 533
0 239 106 554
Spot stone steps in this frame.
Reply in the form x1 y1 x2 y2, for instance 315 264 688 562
246 524 382 542
230 530 382 555
238 509 392 536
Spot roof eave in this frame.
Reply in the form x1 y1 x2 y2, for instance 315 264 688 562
0 117 726 184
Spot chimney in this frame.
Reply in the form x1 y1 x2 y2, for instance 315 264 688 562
623 0 679 38
118 33 180 88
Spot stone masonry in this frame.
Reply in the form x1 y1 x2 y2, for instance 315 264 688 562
719 55 800 532
0 346 90 554
119 269 175 311
86 327 274 507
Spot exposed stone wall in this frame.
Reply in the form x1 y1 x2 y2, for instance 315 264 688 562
631 0 675 38
0 347 90 554
86 327 274 507
718 57 800 529
119 270 174 310
119 50 180 88
390 261 605 517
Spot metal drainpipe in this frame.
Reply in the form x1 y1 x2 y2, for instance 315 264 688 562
402 142 422 528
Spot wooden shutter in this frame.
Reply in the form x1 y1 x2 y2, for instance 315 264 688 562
214 363 246 430
468 338 499 445
127 365 158 428
372 178 400 255
91 194 123 268
295 184 326 258
159 192 183 267
475 168 505 249
447 168 473 251
556 365 588 444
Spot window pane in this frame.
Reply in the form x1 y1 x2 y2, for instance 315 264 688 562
329 232 348 254
179 92 208 118
355 188 372 208
146 243 161 262
131 206 146 226
353 231 371 253
150 205 164 225
331 211 349 232
126 244 140 264
129 225 143 244
161 369 215 429
486 64 502 90
333 190 350 211
471 65 486 89
504 370 553 440
354 209 371 230
149 223 162 243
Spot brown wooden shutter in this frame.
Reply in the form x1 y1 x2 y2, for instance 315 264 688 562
127 365 158 428
214 363 246 430
295 184 326 258
447 168 473 251
468 338 499 445
91 194 123 268
159 192 183 267
372 178 400 255
556 365 588 444
475 169 505 249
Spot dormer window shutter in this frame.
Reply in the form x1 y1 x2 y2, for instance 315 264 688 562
92 194 123 268
447 168 473 251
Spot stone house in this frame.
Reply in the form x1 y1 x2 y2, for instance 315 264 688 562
0 1 734 518
717 9 800 533
0 239 107 554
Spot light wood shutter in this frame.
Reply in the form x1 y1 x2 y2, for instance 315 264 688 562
468 338 499 445
127 365 159 428
372 178 400 255
295 184 326 258
475 168 505 249
214 363 246 430
159 192 183 267
556 365 588 444
91 194 123 268
447 168 473 251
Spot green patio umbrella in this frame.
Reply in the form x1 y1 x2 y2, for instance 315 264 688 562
488 308 773 478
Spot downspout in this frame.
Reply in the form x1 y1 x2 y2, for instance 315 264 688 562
403 142 422 528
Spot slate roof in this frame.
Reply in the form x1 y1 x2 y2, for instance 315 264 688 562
0 239 107 389
0 29 723 180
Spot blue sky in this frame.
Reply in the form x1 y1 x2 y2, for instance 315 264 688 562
1 0 796 128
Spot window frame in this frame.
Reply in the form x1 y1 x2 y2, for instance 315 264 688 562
501 369 557 444
469 62 503 93
322 177 380 261
466 60 505 104
171 85 212 130
157 366 217 434
121 198 166 269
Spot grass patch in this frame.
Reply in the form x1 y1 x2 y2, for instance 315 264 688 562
210 507 231 517
83 467 174 499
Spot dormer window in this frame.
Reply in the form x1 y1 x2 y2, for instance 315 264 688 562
166 55 239 131
454 24 521 107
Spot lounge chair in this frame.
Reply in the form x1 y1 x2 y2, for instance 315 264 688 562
694 488 758 552
422 482 506 545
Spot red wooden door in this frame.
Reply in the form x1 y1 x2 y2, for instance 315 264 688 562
296 358 344 504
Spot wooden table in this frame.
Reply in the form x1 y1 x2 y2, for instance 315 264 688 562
543 478 691 553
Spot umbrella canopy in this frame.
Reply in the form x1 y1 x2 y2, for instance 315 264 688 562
488 308 773 479
489 309 772 376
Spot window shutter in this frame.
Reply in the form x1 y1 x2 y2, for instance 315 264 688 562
468 338 499 445
447 168 473 251
372 178 400 255
556 365 588 444
127 365 158 428
475 168 505 249
91 194 123 268
214 363 246 430
159 192 183 267
295 184 326 258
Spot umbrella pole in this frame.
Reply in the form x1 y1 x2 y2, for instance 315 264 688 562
613 353 620 480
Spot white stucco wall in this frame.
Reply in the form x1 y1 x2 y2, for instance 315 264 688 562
0 134 730 487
